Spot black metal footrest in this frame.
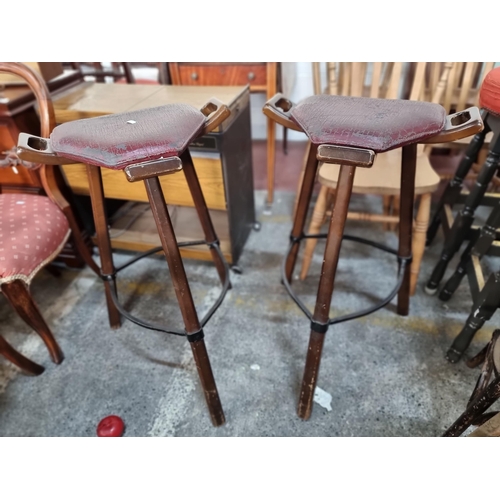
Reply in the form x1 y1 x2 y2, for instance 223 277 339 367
101 241 231 337
282 233 410 330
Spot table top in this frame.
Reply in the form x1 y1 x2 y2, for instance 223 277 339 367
51 82 250 133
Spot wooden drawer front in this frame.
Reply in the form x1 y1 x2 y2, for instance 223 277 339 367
176 64 266 89
61 155 226 210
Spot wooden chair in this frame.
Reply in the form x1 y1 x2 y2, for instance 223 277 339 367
443 329 500 437
0 62 99 375
299 62 453 296
425 67 500 304
66 62 169 85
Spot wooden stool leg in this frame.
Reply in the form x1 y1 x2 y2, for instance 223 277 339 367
410 193 431 296
1 280 64 365
286 143 319 283
300 185 331 280
0 334 45 375
297 164 355 420
86 166 121 329
397 144 417 316
41 167 100 276
180 150 228 286
144 176 225 427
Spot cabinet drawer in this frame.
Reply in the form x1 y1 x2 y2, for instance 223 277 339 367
175 64 267 90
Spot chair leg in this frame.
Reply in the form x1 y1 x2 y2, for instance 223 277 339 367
283 126 288 155
397 144 417 316
297 164 356 420
426 136 500 295
426 124 489 246
442 374 500 437
446 271 500 363
61 206 100 276
180 150 229 287
86 165 122 329
410 193 431 296
390 195 400 232
300 185 331 280
292 142 313 220
0 334 45 375
144 176 225 427
1 280 64 365
382 195 392 231
440 199 500 301
286 143 320 284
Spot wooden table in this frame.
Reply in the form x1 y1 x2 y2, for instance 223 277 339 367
168 62 280 209
51 82 256 265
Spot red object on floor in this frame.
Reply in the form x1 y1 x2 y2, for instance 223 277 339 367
97 415 125 437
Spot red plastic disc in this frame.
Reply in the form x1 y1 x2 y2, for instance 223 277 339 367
97 415 125 437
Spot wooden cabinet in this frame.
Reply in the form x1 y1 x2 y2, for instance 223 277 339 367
52 83 256 265
169 62 281 209
170 63 268 91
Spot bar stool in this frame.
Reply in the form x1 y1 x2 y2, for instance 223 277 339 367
263 93 483 420
426 67 500 300
17 99 232 427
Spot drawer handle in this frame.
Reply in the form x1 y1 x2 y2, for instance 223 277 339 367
247 71 255 81
191 72 198 81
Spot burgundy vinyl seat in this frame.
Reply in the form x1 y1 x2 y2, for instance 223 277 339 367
50 104 206 169
290 94 447 152
0 193 70 286
479 66 500 116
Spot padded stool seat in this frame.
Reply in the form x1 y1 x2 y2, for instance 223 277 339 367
0 193 70 285
290 94 447 152
479 67 500 116
50 104 206 169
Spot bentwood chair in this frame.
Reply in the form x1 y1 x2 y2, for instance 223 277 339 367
263 90 482 420
0 62 99 375
17 93 233 426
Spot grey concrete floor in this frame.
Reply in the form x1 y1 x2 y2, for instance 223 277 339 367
0 190 498 437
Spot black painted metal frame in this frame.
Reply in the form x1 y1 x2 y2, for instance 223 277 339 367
100 240 231 337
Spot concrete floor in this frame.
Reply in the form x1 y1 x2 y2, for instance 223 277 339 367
0 190 498 437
